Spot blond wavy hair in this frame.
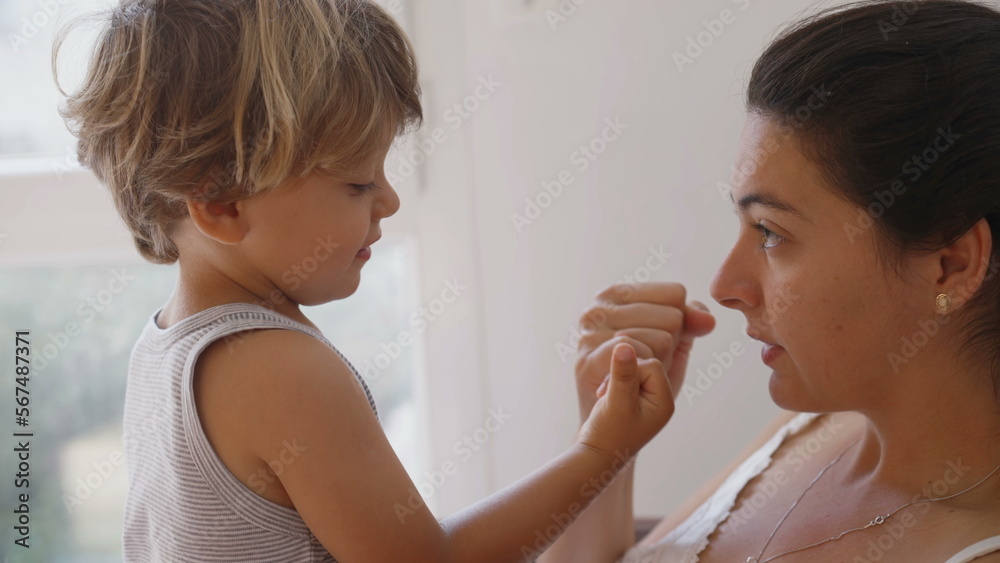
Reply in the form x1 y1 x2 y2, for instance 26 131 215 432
53 0 422 264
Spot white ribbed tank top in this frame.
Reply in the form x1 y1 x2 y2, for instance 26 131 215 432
122 302 377 562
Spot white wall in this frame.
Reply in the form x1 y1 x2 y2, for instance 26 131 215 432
399 0 849 519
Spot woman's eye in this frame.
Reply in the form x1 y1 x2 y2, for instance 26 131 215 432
751 223 784 250
350 182 379 194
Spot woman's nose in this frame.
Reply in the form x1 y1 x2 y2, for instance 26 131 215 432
709 242 755 313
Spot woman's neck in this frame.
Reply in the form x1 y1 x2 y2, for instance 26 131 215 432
838 356 1000 510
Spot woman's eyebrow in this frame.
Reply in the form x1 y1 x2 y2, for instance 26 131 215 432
730 191 813 224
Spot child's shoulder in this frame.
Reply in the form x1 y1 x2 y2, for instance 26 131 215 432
192 324 442 558
201 322 334 368
192 327 377 503
195 327 369 413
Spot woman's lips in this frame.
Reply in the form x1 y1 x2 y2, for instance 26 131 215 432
356 247 371 260
762 343 785 365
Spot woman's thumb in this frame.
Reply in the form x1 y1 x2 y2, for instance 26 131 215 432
686 301 716 337
669 301 715 392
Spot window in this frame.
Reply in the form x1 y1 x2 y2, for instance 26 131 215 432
1 0 106 158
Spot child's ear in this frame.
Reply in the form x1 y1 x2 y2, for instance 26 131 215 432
185 199 249 245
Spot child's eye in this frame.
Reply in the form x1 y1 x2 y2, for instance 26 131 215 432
751 222 784 250
350 183 380 194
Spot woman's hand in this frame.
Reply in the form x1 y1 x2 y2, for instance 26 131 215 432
574 282 716 422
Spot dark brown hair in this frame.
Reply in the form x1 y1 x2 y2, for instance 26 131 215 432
747 0 1000 397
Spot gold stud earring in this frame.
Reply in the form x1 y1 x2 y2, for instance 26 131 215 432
935 293 952 313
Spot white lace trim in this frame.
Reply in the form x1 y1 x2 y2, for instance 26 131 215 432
943 536 1000 563
616 412 820 563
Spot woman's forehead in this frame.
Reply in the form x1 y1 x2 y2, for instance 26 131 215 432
731 116 831 221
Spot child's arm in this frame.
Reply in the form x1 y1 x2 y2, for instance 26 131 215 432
207 329 673 562
534 426 637 563
539 285 717 562
438 340 661 561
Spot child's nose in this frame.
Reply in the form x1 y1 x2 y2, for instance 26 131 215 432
378 183 401 219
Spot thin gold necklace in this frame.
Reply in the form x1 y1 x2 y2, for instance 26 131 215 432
746 437 1000 563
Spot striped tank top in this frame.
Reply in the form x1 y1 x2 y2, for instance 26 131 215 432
122 302 378 562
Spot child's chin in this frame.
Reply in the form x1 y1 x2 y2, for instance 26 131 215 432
305 282 361 305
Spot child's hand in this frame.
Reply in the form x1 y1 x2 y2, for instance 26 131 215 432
573 282 716 422
574 342 674 461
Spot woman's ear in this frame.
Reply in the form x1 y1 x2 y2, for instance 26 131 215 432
934 217 995 308
185 198 249 245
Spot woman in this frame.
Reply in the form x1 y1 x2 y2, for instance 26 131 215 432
542 1 1000 561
